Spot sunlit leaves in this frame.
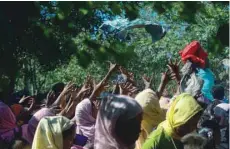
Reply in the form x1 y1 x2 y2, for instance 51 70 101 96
79 8 88 15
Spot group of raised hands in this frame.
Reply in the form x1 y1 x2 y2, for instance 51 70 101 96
18 59 182 119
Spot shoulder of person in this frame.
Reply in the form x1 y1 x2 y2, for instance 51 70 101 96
142 128 165 149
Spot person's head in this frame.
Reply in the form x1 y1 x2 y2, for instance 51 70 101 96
115 112 142 146
22 108 55 144
63 125 76 149
163 93 203 139
135 88 165 129
198 120 221 147
214 103 229 127
52 82 65 96
31 116 75 149
181 133 208 149
175 111 203 137
212 86 225 101
10 104 24 117
46 82 65 106
94 94 142 149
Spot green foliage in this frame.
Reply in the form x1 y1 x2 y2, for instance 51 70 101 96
0 2 228 97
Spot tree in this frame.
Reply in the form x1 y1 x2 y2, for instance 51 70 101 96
0 1 229 99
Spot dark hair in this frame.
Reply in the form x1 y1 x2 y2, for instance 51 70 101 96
200 120 220 131
197 119 220 149
181 133 208 149
115 113 142 146
62 125 76 138
52 82 65 94
212 86 224 100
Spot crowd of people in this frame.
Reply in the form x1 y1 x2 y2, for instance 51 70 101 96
0 40 229 149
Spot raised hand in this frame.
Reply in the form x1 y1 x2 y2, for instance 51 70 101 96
92 79 109 98
51 81 74 108
119 66 134 79
119 82 138 96
28 97 36 112
19 95 33 104
89 62 118 100
108 61 118 72
142 74 153 89
77 80 91 99
119 66 136 85
157 69 171 98
161 69 171 85
167 59 181 83
62 81 75 95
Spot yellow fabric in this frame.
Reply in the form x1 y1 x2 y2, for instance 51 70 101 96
32 116 74 149
160 93 203 139
135 89 165 149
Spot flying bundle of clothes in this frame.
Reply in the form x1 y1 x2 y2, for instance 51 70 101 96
99 18 166 43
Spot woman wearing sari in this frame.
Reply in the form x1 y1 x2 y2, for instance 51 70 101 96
135 89 165 149
142 93 203 149
74 98 96 144
94 94 143 149
32 116 76 149
0 101 18 143
21 107 55 144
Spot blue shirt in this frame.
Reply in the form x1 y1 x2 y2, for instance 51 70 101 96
196 68 215 101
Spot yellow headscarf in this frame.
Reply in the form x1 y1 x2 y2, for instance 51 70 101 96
160 93 203 139
32 116 74 149
135 89 165 149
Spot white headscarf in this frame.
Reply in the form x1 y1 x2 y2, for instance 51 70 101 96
94 94 142 149
32 116 74 149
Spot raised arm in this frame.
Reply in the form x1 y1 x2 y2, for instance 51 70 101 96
167 59 182 95
52 82 74 109
60 83 89 119
142 74 153 89
157 70 170 99
167 59 181 84
89 62 118 100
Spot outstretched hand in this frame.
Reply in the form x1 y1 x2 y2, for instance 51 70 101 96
108 61 118 72
19 96 36 111
161 69 171 85
62 81 75 95
119 66 135 85
157 69 171 98
77 79 91 99
167 59 181 83
119 82 138 96
142 74 153 89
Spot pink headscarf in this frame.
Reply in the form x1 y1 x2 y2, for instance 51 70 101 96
0 101 17 142
94 95 142 149
75 98 96 142
22 107 55 144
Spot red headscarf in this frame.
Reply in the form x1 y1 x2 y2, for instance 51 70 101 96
11 104 23 117
179 41 208 68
